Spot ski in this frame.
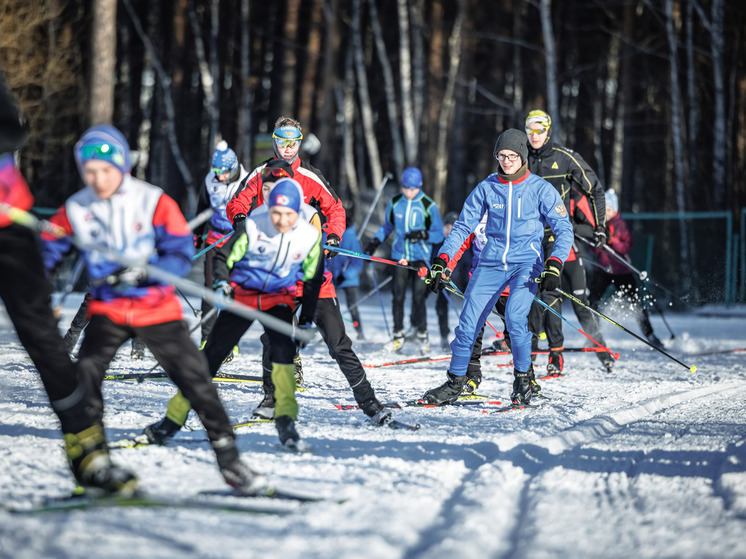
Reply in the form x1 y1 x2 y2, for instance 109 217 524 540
7 486 332 514
384 419 421 431
688 347 746 357
537 371 565 381
105 372 263 383
333 397 502 411
233 418 274 429
483 395 551 414
273 440 312 454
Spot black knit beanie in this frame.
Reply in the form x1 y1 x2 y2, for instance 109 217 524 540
493 128 529 164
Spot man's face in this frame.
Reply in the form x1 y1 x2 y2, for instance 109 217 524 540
526 123 549 150
261 181 275 203
269 205 298 234
402 187 420 200
83 160 124 199
496 150 523 174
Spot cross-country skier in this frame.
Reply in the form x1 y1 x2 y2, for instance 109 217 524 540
41 124 266 495
422 128 573 406
364 167 444 354
524 109 614 374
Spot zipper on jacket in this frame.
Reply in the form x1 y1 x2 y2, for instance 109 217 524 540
501 182 513 271
404 197 412 261
517 196 522 219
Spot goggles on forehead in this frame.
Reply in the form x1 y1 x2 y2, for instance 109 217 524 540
526 127 548 136
261 167 292 181
79 142 124 160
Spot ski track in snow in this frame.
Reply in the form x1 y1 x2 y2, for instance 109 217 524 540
1 292 745 558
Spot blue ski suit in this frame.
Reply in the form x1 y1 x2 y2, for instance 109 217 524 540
438 170 573 374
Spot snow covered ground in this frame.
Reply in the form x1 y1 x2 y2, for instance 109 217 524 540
1 291 745 559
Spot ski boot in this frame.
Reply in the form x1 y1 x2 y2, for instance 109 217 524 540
511 368 533 406
646 332 664 349
598 351 615 373
417 331 431 355
361 398 392 426
546 348 564 377
463 372 482 395
275 415 300 447
528 365 542 395
422 371 468 405
65 425 138 497
354 322 366 341
392 330 405 353
212 436 268 496
130 337 146 360
440 338 451 353
252 393 276 419
222 345 239 364
140 416 182 445
293 354 304 387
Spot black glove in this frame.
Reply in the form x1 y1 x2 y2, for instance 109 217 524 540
194 234 205 250
406 230 428 242
426 256 451 294
325 233 340 258
539 257 562 292
232 213 246 234
293 319 315 349
593 227 607 248
364 238 381 255
336 273 346 285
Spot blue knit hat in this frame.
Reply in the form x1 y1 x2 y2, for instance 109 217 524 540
74 125 131 176
269 178 302 213
211 140 238 176
401 167 423 189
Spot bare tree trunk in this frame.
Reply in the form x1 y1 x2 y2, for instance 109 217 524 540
610 3 633 195
208 0 219 151
397 0 417 163
298 0 323 126
511 2 525 120
685 0 699 201
123 0 197 215
368 0 404 177
425 0 444 184
339 48 360 197
187 0 217 154
316 0 340 175
90 0 117 125
352 0 382 190
411 0 426 138
665 0 691 289
709 0 726 207
238 0 252 163
433 0 465 206
281 0 301 116
539 0 560 138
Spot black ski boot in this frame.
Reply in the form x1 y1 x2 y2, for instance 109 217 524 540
547 348 564 376
275 415 300 446
422 371 468 405
65 425 138 496
511 368 533 406
252 393 275 419
140 417 182 445
212 436 268 496
361 398 392 426
598 350 615 373
293 354 304 387
463 372 482 395
528 365 541 395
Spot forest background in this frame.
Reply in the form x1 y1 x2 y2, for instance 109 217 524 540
1 0 744 302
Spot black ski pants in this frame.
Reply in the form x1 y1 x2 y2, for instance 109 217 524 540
0 225 84 428
77 315 235 443
392 261 428 334
261 297 377 406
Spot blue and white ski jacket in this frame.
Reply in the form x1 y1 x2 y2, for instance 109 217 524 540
440 171 572 269
373 191 444 262
201 165 250 234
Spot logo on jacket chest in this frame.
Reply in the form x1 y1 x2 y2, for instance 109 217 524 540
492 203 505 210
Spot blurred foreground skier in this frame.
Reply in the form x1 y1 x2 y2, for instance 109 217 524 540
42 124 266 495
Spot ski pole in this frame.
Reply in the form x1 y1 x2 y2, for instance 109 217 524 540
438 278 501 334
532 296 620 360
555 287 695 372
344 275 393 314
324 245 422 271
357 172 393 242
1 204 317 344
194 231 233 260
186 207 214 231
53 256 87 315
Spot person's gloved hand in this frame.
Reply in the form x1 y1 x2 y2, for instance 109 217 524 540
406 230 428 242
213 280 232 297
109 266 148 286
325 233 341 258
539 257 562 291
364 238 381 255
293 318 315 349
194 234 205 250
232 213 246 235
336 273 346 285
426 256 451 294
593 227 607 248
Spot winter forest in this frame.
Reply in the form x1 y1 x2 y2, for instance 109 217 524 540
1 0 746 303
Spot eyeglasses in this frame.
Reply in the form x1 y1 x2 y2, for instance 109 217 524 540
496 153 521 162
525 127 548 136
274 138 300 149
261 167 291 181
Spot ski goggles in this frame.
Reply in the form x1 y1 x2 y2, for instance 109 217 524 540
260 167 292 182
212 165 233 175
525 127 549 136
273 137 301 149
78 142 127 165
